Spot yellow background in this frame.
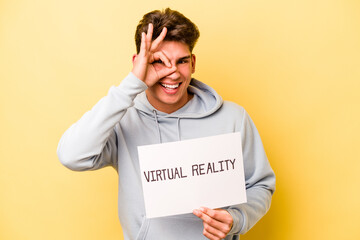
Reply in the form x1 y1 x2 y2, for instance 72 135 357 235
1 0 359 239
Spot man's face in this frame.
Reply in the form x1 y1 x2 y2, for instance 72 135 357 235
145 41 196 114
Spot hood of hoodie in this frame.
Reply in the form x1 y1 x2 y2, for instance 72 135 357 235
134 78 223 119
133 78 223 143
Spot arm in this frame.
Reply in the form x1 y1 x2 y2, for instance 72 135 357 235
57 23 176 171
57 73 147 171
227 109 275 235
194 109 275 239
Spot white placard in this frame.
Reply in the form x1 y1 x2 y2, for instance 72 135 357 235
137 132 247 218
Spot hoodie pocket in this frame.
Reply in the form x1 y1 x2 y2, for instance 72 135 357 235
135 216 150 240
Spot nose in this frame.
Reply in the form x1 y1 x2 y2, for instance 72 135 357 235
166 66 180 80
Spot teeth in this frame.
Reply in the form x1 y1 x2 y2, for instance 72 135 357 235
161 83 179 89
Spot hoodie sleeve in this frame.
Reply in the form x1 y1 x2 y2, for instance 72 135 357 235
226 109 276 235
57 73 148 171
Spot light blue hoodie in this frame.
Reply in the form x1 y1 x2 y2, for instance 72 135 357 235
57 73 275 240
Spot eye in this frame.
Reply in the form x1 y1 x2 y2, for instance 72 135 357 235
178 59 189 64
152 60 163 64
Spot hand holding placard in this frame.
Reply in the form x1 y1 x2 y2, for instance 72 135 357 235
193 207 233 240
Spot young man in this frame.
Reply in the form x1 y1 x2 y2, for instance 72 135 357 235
57 8 275 240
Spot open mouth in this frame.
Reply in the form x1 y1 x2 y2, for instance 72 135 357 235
160 83 181 90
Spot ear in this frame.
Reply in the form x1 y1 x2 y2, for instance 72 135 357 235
132 54 137 64
191 54 196 73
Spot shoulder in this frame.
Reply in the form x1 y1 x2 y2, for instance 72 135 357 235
213 101 247 128
220 101 246 115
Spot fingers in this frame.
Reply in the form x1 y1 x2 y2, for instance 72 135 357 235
134 23 170 84
141 23 167 54
193 207 233 240
156 65 177 80
138 23 154 55
140 32 146 55
153 51 171 67
151 27 167 52
193 208 231 233
145 23 153 50
148 51 175 82
152 51 175 79
202 207 233 224
202 222 227 240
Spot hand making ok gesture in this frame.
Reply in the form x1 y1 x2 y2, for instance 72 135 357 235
132 23 176 87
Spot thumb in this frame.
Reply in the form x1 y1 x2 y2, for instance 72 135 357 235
156 66 177 80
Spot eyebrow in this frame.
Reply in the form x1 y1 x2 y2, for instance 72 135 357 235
176 55 191 62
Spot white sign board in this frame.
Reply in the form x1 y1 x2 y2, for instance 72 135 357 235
138 132 247 218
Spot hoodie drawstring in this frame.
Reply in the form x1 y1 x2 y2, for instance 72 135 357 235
152 110 182 143
153 110 162 143
177 118 181 141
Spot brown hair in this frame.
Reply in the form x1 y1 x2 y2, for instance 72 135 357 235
135 8 200 53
